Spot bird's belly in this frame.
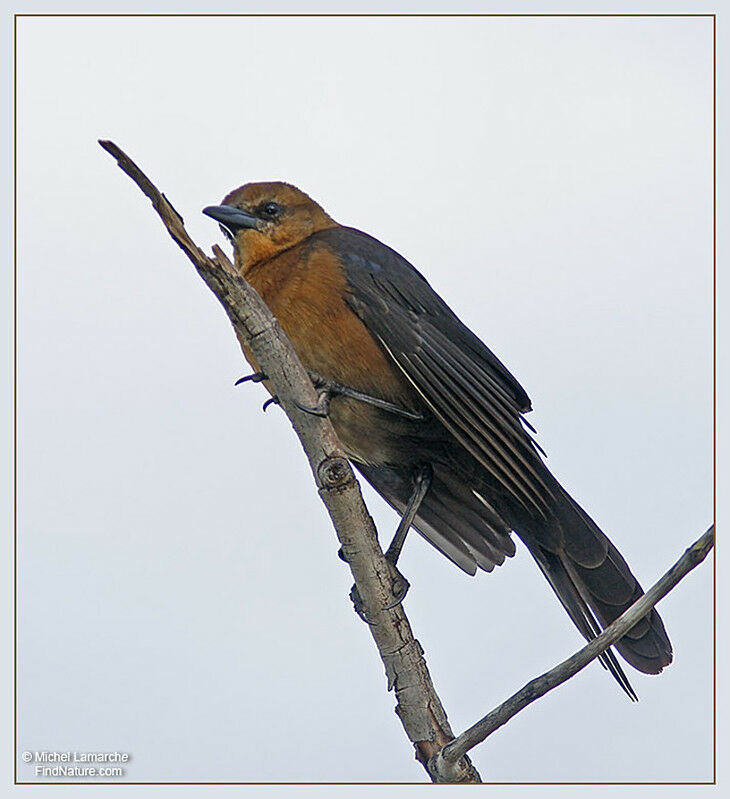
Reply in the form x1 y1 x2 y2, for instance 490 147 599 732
328 396 446 468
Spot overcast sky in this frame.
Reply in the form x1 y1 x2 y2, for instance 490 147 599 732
13 11 714 789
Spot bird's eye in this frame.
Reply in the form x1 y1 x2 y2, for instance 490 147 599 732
262 201 280 218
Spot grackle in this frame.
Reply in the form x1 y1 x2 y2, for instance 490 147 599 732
203 183 672 699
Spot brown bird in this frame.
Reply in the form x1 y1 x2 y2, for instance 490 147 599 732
203 182 672 699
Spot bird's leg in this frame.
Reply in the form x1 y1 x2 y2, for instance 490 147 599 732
384 462 433 567
348 463 433 622
295 371 426 421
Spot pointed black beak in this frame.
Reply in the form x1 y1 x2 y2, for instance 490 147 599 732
202 204 261 234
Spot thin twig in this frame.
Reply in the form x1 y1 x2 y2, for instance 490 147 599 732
99 140 480 783
431 526 714 781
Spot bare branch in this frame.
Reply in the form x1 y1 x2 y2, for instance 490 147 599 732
99 140 480 783
431 525 714 781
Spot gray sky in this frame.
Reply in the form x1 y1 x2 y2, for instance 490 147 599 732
12 10 714 787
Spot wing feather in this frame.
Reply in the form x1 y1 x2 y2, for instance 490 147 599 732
321 226 553 517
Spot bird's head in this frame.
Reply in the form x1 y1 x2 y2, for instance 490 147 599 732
203 182 336 272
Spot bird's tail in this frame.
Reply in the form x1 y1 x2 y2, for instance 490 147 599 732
520 478 673 693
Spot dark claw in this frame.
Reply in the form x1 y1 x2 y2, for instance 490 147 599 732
294 390 331 418
262 396 280 412
383 567 410 609
235 372 266 386
348 563 410 623
349 584 374 624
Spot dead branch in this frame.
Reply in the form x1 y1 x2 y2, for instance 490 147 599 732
99 139 480 783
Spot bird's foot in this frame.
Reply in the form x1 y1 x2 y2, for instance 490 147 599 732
384 564 411 608
348 561 410 623
294 389 332 418
296 371 426 421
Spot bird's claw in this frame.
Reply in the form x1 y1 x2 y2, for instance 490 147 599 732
349 583 372 623
262 396 280 412
235 372 267 386
348 562 410 623
384 567 410 608
294 390 331 418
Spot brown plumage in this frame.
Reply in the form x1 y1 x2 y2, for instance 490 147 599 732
203 182 673 699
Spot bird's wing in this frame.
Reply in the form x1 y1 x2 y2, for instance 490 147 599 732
321 226 554 517
320 227 673 687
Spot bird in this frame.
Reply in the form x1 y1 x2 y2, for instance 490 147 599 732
203 182 672 699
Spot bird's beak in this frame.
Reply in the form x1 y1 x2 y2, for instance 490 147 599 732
202 204 261 233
